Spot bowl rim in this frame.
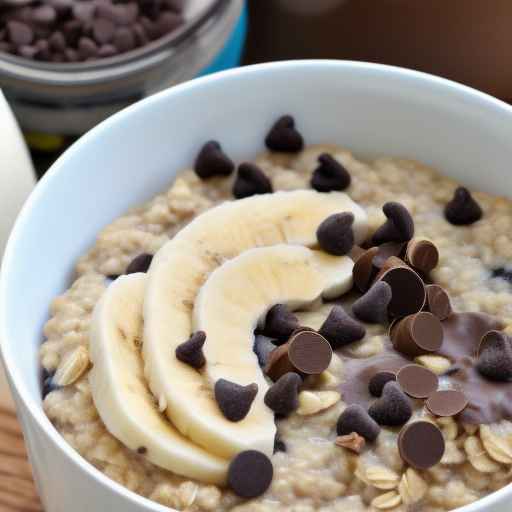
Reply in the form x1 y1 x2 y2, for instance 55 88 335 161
2 59 512 512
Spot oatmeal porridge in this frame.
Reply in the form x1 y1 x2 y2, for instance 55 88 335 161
41 115 512 511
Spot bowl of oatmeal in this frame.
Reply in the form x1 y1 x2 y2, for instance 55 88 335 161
2 60 512 512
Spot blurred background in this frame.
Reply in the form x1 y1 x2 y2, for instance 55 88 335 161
2 0 511 176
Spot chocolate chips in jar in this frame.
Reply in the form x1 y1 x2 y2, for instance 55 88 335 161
0 0 185 62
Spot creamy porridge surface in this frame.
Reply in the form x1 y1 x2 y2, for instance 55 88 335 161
41 138 512 512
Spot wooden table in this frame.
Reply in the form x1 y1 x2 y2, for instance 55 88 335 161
0 369 42 511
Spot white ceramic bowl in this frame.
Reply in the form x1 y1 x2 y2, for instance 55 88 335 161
1 61 512 512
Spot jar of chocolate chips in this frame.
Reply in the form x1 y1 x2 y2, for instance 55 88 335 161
0 0 245 135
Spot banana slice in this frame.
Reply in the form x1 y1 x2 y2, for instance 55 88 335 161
89 274 228 484
196 245 353 390
144 191 366 458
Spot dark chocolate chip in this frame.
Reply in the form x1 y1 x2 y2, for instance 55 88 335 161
373 242 406 269
476 330 512 382
265 115 304 153
397 364 438 399
7 21 33 46
372 202 414 245
78 37 98 59
113 27 135 52
273 435 286 453
32 5 57 25
194 141 234 180
398 421 445 470
368 371 397 397
264 372 302 416
352 281 392 324
426 389 468 417
310 153 351 192
228 450 273 498
93 18 116 44
391 312 443 357
368 381 412 427
262 304 299 343
126 253 153 274
445 187 483 226
41 368 58 399
336 404 381 442
492 267 512 284
175 331 206 369
379 266 426 318
287 331 332 375
318 305 366 349
233 163 273 199
137 446 147 455
425 284 453 321
352 246 379 292
316 212 355 256
48 31 66 52
405 239 439 274
264 343 295 382
253 335 277 367
215 379 258 422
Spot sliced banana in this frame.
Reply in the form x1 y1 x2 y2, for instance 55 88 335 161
196 244 353 390
144 191 365 459
89 274 228 484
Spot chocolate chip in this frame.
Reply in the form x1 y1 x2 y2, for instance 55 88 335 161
405 239 439 274
233 163 273 199
476 330 512 382
48 31 66 51
78 37 98 59
426 389 468 417
228 450 273 498
445 187 482 226
41 368 58 398
372 202 414 245
368 381 412 427
215 379 258 422
175 331 206 369
316 212 355 256
398 421 445 469
253 335 277 367
352 281 392 324
194 141 234 180
265 115 304 153
7 21 33 46
492 267 512 284
262 304 299 343
379 266 426 317
287 331 332 375
373 242 406 269
391 312 444 357
352 247 379 292
425 284 453 321
310 153 351 192
368 371 397 397
113 27 135 52
264 372 302 416
397 364 438 399
32 5 57 25
93 18 116 44
318 305 366 349
274 435 286 453
137 446 147 455
337 404 381 442
264 343 295 381
126 253 153 274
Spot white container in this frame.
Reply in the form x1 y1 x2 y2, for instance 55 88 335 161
1 61 512 512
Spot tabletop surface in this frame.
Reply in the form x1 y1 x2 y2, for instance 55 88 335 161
0 369 42 511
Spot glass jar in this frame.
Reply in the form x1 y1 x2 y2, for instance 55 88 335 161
0 0 245 135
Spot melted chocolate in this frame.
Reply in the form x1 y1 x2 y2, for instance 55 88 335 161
336 311 509 425
438 312 505 361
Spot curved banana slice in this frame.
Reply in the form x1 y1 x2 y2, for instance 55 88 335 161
89 274 228 484
195 245 353 391
144 190 367 458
